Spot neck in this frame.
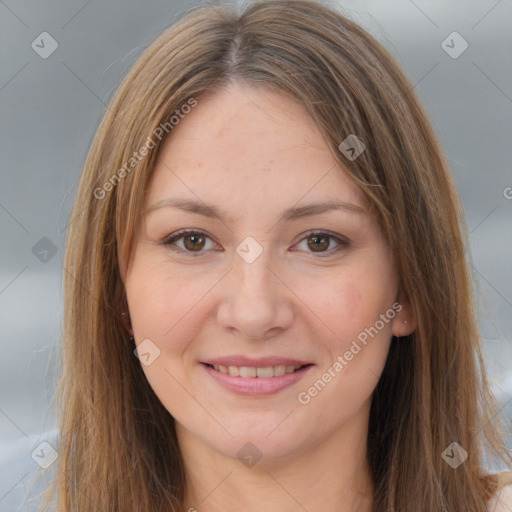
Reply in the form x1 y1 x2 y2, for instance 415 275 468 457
177 402 374 512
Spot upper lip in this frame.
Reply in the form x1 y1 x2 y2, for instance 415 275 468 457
203 356 312 367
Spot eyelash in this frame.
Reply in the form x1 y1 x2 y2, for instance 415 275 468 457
161 229 349 258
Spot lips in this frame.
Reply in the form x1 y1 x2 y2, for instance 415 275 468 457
203 356 311 378
201 356 314 396
201 363 314 398
205 363 307 378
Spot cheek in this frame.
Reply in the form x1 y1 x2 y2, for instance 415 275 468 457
126 259 241 400
124 261 212 417
297 260 398 402
304 265 397 348
125 259 206 352
296 269 395 419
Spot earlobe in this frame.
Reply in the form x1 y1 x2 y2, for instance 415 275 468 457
118 254 127 285
121 310 134 336
391 303 417 338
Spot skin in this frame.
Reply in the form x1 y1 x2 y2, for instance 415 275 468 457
123 82 416 512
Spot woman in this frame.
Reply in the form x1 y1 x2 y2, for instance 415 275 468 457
38 0 512 510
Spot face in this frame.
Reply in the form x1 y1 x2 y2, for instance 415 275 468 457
123 83 415 464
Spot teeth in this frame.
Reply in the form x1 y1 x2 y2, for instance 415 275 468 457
274 365 286 376
239 366 257 378
256 366 274 378
211 364 304 377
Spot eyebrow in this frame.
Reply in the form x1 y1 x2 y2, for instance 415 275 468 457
144 197 367 222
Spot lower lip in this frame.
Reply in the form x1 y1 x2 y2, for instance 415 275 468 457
202 364 313 397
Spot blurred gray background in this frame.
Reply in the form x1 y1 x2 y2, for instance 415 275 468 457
1 0 511 509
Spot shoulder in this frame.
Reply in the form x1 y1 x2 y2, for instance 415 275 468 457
487 472 512 512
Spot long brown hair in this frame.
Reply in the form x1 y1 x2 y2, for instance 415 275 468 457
35 0 512 510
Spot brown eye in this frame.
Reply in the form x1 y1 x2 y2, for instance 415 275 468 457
292 231 349 257
307 234 330 252
183 233 206 251
162 230 217 255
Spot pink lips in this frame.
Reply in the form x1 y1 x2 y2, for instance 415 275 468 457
201 355 313 397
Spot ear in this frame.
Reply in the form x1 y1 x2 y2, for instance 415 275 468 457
391 296 417 338
118 246 127 285
116 248 134 336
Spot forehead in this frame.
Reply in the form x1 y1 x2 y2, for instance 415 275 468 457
145 83 365 213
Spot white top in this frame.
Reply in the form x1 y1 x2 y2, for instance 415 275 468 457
488 483 512 512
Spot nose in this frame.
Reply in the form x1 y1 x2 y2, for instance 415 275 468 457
216 248 294 340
